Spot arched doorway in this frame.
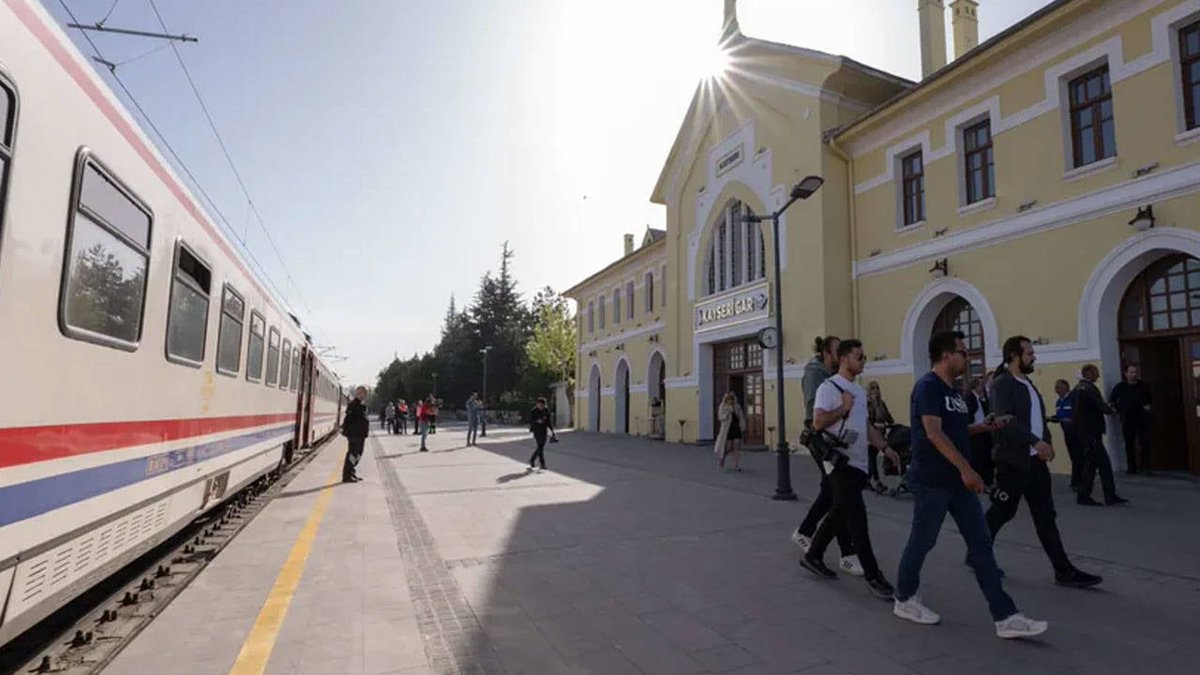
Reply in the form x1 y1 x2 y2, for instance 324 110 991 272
647 351 666 439
934 297 987 382
614 359 630 434
1117 253 1200 473
588 364 601 432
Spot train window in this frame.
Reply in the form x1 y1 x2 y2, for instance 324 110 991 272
60 153 152 350
290 352 300 391
0 74 15 254
280 340 292 389
166 242 211 365
247 311 265 381
266 327 280 385
216 285 244 375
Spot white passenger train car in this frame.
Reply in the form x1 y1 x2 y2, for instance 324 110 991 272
0 0 343 645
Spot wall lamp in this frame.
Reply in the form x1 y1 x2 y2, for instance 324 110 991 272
1130 205 1155 232
929 258 949 278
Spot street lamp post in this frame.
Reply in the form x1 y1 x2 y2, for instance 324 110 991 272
431 372 439 434
741 175 825 502
479 345 492 436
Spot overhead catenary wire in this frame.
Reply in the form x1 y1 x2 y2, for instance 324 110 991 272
55 0 325 346
145 0 316 322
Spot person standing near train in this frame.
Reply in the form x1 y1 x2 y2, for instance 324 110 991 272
341 386 370 482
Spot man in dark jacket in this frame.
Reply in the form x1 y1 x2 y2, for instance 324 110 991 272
985 336 1102 588
341 386 370 483
528 398 553 471
1073 365 1127 506
1110 365 1153 474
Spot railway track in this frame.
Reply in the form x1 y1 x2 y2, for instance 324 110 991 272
0 439 331 675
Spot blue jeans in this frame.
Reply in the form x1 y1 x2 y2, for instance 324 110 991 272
467 418 479 445
896 483 1017 622
420 420 430 448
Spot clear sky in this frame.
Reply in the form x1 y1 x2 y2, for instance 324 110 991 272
43 0 1050 386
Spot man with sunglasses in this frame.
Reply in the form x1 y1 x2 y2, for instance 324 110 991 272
799 339 899 600
893 331 1047 639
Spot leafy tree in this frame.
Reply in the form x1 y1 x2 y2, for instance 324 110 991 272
526 287 576 388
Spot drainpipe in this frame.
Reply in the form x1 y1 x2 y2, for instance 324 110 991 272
826 135 860 337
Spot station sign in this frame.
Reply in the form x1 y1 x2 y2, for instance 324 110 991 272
694 283 769 333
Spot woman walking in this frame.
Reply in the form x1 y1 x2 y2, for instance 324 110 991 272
714 391 747 471
866 382 894 493
529 397 553 471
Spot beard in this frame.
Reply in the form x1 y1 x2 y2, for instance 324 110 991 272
1020 361 1035 375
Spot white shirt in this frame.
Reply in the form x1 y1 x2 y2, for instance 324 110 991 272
1016 376 1043 456
814 374 869 473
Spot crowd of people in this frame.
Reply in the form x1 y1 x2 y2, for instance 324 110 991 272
773 330 1142 639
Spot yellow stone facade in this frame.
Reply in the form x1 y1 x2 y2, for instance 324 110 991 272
569 0 1200 475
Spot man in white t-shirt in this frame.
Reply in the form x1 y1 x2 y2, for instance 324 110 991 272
799 339 901 600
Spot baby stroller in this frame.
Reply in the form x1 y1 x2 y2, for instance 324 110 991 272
881 424 913 498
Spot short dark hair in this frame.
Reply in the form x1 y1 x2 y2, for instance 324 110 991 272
536 397 547 404
813 335 840 355
1002 335 1031 365
836 339 863 359
1055 379 1069 388
929 330 965 365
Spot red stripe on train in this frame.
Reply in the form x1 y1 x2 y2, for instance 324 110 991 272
2 0 281 318
0 413 296 469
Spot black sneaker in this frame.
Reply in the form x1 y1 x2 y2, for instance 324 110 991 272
1076 496 1103 506
1105 495 1130 506
1055 567 1103 588
865 575 895 601
799 555 837 579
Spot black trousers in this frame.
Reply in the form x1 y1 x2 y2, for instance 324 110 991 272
1121 415 1152 473
968 437 994 486
1062 422 1084 487
809 465 881 578
798 453 855 556
343 437 365 480
529 431 548 468
986 460 1072 574
398 417 407 434
1078 434 1117 501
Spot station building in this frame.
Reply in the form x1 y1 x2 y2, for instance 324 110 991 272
567 0 1200 475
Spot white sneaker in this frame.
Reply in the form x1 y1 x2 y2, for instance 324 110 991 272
995 613 1048 639
893 596 941 625
839 555 865 577
791 529 811 553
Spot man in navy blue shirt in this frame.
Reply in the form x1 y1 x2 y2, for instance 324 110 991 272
893 331 1048 639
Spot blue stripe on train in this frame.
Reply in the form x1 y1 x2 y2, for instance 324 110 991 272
0 424 293 529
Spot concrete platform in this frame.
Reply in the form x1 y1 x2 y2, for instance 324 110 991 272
107 424 1200 675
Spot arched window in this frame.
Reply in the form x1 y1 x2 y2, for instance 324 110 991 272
935 297 985 379
1120 254 1200 336
705 199 765 296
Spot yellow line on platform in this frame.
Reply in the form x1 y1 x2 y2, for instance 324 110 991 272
228 467 341 675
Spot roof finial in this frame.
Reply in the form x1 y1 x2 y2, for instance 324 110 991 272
723 0 740 40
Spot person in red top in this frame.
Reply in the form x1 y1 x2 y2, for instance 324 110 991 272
416 398 431 451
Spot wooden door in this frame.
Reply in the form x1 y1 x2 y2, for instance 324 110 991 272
1124 339 1188 471
1182 337 1200 473
743 372 764 446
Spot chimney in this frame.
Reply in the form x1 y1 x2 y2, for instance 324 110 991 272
918 0 947 78
950 0 979 60
722 0 740 40
624 234 634 256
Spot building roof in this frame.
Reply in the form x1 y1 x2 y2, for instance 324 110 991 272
564 235 667 298
832 0 1079 142
650 29 912 205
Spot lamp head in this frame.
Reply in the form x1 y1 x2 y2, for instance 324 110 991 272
791 175 825 200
